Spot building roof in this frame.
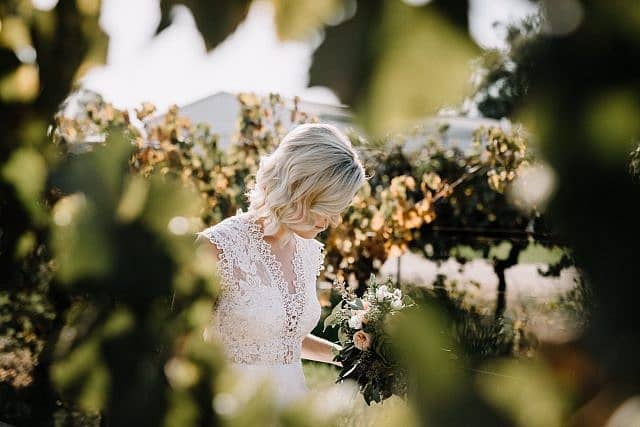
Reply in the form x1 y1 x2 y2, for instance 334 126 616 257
172 91 352 149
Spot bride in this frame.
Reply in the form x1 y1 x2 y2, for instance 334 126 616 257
196 123 366 407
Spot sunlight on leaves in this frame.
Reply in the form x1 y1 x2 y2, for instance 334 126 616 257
76 362 109 412
102 307 134 338
51 193 112 284
361 2 479 135
449 245 484 261
214 368 278 426
1 147 47 222
392 307 462 403
164 357 201 390
0 15 32 49
164 390 200 427
0 64 39 102
76 0 101 16
507 162 556 213
141 175 204 239
488 241 512 261
14 231 37 259
585 89 640 164
476 359 571 427
518 243 566 265
115 175 150 223
272 0 344 41
51 338 109 412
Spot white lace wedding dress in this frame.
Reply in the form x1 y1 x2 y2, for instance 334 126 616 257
197 212 324 407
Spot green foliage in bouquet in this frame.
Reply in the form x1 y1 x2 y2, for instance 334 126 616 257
324 275 415 404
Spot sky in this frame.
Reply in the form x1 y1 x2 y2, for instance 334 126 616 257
78 0 538 111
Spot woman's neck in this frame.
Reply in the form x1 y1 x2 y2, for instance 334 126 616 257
269 224 294 249
253 216 293 249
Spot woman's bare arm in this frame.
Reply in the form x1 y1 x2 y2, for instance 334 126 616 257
301 334 342 367
196 233 220 261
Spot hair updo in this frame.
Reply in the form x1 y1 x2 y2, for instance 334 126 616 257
247 123 366 236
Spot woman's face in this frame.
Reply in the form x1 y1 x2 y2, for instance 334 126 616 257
289 212 340 239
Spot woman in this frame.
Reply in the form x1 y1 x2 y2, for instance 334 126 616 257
197 123 366 407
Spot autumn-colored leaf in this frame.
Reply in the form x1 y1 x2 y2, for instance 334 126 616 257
371 211 385 231
423 172 442 191
136 103 157 121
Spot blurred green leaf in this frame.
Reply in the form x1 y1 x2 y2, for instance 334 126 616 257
14 231 37 259
102 307 134 338
51 337 109 412
164 390 200 427
391 306 462 403
449 244 484 261
76 362 110 413
360 2 479 135
1 147 48 223
0 15 32 50
141 174 203 239
585 89 640 165
488 241 512 261
518 242 566 264
309 0 383 106
523 0 640 390
0 64 40 102
52 131 134 213
157 1 252 50
164 357 201 390
476 359 571 427
272 0 344 41
115 175 150 223
51 193 112 284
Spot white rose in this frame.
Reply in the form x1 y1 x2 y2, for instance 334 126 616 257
376 285 389 302
390 299 404 310
393 289 402 299
348 314 363 330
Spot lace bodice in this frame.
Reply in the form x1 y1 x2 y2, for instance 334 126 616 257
198 213 324 365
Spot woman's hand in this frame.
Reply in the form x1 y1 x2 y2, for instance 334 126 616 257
301 334 342 367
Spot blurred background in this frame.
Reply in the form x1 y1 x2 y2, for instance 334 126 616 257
1 0 640 426
83 0 537 109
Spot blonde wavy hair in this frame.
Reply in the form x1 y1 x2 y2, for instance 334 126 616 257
247 123 366 236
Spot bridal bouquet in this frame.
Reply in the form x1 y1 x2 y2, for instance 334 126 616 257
324 275 416 404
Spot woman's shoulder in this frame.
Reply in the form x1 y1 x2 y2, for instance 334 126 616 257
306 238 324 250
300 238 325 277
196 212 251 245
300 237 324 257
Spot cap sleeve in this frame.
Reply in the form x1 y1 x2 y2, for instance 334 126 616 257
309 239 325 280
196 220 238 291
